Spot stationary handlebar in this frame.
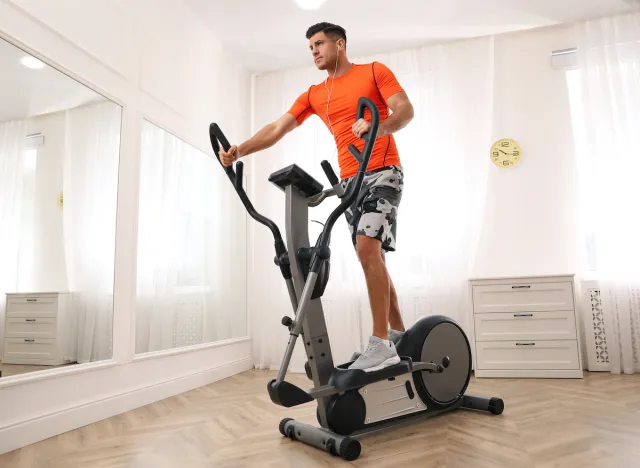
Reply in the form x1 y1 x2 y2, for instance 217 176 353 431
321 160 340 187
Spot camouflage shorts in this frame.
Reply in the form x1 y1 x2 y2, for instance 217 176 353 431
340 165 404 252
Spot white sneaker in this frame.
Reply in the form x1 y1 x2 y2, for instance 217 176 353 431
348 336 401 373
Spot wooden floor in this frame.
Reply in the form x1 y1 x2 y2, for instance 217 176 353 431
2 370 640 467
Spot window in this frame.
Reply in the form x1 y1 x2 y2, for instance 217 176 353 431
566 57 640 281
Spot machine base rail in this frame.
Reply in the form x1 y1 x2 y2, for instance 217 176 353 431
461 395 504 414
279 394 503 461
280 418 361 461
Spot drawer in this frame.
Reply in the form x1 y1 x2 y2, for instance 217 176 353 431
3 338 57 361
472 281 574 313
476 340 580 370
474 311 577 342
6 296 58 318
5 318 57 339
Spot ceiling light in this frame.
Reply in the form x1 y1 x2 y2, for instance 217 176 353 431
294 0 327 10
20 55 45 69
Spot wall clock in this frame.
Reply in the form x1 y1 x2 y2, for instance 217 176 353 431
490 138 522 168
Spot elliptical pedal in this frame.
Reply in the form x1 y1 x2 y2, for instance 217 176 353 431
329 356 413 391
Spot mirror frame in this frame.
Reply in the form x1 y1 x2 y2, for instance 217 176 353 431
0 30 125 388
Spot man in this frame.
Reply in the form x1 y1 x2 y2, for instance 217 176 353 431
220 22 414 373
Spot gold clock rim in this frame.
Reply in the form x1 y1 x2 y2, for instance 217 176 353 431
490 138 522 168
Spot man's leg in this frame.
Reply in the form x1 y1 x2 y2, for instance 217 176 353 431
347 166 404 372
356 235 390 339
382 252 405 332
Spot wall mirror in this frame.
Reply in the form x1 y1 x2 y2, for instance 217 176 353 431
135 120 247 355
0 37 121 379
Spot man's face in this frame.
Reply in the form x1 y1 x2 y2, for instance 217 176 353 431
309 32 339 70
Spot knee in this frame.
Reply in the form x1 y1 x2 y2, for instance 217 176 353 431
356 236 383 271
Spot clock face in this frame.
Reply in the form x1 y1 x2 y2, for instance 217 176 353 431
491 138 522 168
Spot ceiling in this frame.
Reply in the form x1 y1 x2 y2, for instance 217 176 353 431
0 37 106 124
185 0 638 74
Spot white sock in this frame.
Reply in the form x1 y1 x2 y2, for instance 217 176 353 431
372 336 389 346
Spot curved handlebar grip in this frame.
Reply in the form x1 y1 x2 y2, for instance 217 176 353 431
210 123 231 152
209 123 236 180
356 98 379 143
309 97 381 273
354 97 380 174
208 122 288 270
347 145 362 164
321 160 340 186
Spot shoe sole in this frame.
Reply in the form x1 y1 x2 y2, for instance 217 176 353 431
362 355 401 373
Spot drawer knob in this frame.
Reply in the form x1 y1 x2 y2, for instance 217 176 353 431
516 342 535 346
512 285 531 289
26 299 37 302
514 313 533 317
24 339 35 343
26 319 36 322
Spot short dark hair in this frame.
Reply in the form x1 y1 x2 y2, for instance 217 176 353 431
305 22 347 45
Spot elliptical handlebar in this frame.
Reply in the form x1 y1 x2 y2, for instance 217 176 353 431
309 97 380 273
209 96 380 276
209 123 290 278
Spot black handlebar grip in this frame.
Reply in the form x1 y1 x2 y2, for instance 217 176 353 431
209 123 231 153
236 161 244 189
321 160 340 186
348 145 363 163
209 123 235 176
356 99 378 143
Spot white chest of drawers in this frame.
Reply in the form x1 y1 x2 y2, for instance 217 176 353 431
469 275 583 378
2 292 71 366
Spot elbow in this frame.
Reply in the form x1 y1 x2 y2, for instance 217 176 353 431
405 102 415 122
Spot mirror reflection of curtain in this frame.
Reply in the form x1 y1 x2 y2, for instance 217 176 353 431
62 101 121 363
135 121 243 354
0 119 28 357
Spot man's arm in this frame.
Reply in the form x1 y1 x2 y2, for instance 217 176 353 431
351 91 414 140
219 113 298 166
238 113 298 157
378 91 414 138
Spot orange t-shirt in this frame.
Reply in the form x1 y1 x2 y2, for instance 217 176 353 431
287 62 404 180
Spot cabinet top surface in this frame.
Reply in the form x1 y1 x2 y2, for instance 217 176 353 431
5 292 67 296
469 274 575 282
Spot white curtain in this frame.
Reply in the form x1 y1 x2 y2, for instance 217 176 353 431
0 120 28 359
250 36 495 371
62 101 121 363
135 120 246 354
569 12 640 374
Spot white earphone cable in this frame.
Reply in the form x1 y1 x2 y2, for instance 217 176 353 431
324 46 340 169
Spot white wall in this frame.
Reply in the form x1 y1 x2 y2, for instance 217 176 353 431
0 0 252 455
472 23 580 278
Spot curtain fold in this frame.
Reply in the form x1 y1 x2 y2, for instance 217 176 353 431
62 101 121 363
0 120 28 359
250 36 495 371
571 12 640 374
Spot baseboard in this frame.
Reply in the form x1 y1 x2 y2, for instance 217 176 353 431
474 369 584 379
0 356 253 455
